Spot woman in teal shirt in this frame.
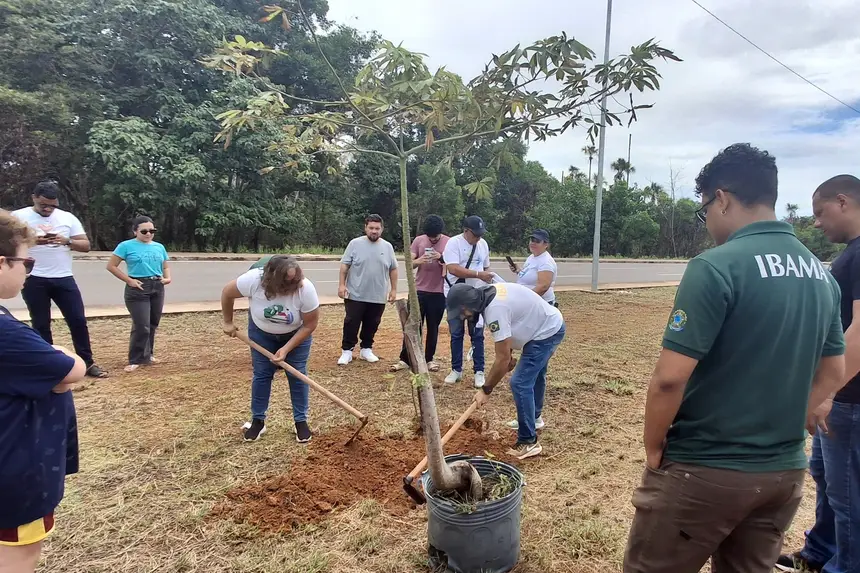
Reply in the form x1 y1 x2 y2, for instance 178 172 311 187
106 216 171 372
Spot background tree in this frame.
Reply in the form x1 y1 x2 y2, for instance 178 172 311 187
785 202 799 223
582 145 597 186
611 157 635 183
206 0 680 493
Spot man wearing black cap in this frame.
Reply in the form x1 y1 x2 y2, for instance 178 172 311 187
442 215 494 387
447 281 565 460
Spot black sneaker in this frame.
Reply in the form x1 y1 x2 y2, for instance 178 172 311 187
86 364 109 378
775 552 823 572
295 421 312 443
242 419 266 441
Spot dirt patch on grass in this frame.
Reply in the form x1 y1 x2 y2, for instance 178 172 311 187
212 424 517 533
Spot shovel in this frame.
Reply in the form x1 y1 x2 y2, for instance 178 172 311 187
403 401 479 504
234 330 369 445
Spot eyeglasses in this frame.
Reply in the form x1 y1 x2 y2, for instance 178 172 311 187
6 257 35 273
139 229 157 235
695 196 717 224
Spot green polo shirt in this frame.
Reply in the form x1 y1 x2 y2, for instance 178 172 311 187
249 256 272 270
663 220 845 472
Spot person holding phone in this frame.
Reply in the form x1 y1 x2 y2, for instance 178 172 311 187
11 181 108 378
390 215 450 373
508 229 558 306
442 215 493 387
106 216 171 372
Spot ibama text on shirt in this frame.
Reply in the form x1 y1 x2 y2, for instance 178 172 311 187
753 254 830 281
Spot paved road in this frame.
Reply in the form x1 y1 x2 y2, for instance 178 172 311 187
4 260 687 312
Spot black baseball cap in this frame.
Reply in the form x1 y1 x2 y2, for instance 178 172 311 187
529 229 550 243
463 215 486 237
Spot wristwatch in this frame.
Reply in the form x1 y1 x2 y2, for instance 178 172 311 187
481 385 493 395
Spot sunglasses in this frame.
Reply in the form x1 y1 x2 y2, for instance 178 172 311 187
6 257 35 273
695 196 717 224
139 229 157 235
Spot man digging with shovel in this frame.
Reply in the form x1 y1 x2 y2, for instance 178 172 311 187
446 282 566 460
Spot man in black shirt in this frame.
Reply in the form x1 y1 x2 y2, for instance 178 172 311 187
777 174 860 573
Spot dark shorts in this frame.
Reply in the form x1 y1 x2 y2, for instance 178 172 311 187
623 461 805 573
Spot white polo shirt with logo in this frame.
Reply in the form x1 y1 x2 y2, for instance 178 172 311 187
482 283 564 350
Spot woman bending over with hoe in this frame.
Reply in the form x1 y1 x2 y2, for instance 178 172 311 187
221 255 319 443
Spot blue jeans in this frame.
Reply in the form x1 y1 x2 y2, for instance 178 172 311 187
248 320 312 422
510 323 566 443
448 317 485 373
800 402 860 573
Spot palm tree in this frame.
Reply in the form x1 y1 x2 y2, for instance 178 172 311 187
566 165 587 184
785 203 799 223
582 145 597 184
642 183 665 204
611 157 635 184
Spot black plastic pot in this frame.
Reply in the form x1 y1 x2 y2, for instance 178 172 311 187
421 454 525 573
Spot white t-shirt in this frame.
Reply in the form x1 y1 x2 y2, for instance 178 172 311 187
516 252 558 302
442 233 491 296
11 207 85 278
482 283 564 350
236 269 320 335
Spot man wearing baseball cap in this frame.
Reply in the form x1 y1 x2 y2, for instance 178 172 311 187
442 215 494 387
447 281 566 459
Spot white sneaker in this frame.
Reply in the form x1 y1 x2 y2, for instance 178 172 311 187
505 416 546 430
338 350 353 365
359 348 379 363
474 371 485 388
444 370 462 384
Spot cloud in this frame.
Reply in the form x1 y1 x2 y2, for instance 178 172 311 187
326 0 860 215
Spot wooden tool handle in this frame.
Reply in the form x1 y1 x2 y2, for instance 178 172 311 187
234 330 366 421
408 401 479 479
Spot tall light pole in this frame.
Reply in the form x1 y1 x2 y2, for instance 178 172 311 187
590 0 613 292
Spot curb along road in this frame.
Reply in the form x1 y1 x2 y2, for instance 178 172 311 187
8 282 681 322
73 251 689 264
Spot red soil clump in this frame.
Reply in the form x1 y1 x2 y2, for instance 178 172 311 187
211 421 517 533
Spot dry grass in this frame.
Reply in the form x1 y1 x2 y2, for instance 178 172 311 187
35 288 815 572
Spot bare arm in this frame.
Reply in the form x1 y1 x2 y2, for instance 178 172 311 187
808 355 847 413
56 233 90 253
643 348 698 468
447 263 493 283
484 337 513 391
221 280 243 327
533 270 554 296
106 254 137 287
274 308 320 361
161 260 172 284
842 303 860 381
50 345 87 392
388 266 398 301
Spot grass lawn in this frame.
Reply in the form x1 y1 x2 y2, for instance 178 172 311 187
37 288 813 572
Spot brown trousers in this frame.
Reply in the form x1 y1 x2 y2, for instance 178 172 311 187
623 461 805 573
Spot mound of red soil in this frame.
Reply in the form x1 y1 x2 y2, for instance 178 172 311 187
211 421 517 533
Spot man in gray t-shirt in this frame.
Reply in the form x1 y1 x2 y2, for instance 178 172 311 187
337 214 398 365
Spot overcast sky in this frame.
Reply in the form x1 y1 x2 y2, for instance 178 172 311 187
325 0 860 215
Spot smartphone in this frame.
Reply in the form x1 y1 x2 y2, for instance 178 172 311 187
424 247 434 258
43 232 57 239
505 255 515 268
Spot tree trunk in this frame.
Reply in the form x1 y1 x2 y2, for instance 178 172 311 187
397 155 481 498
